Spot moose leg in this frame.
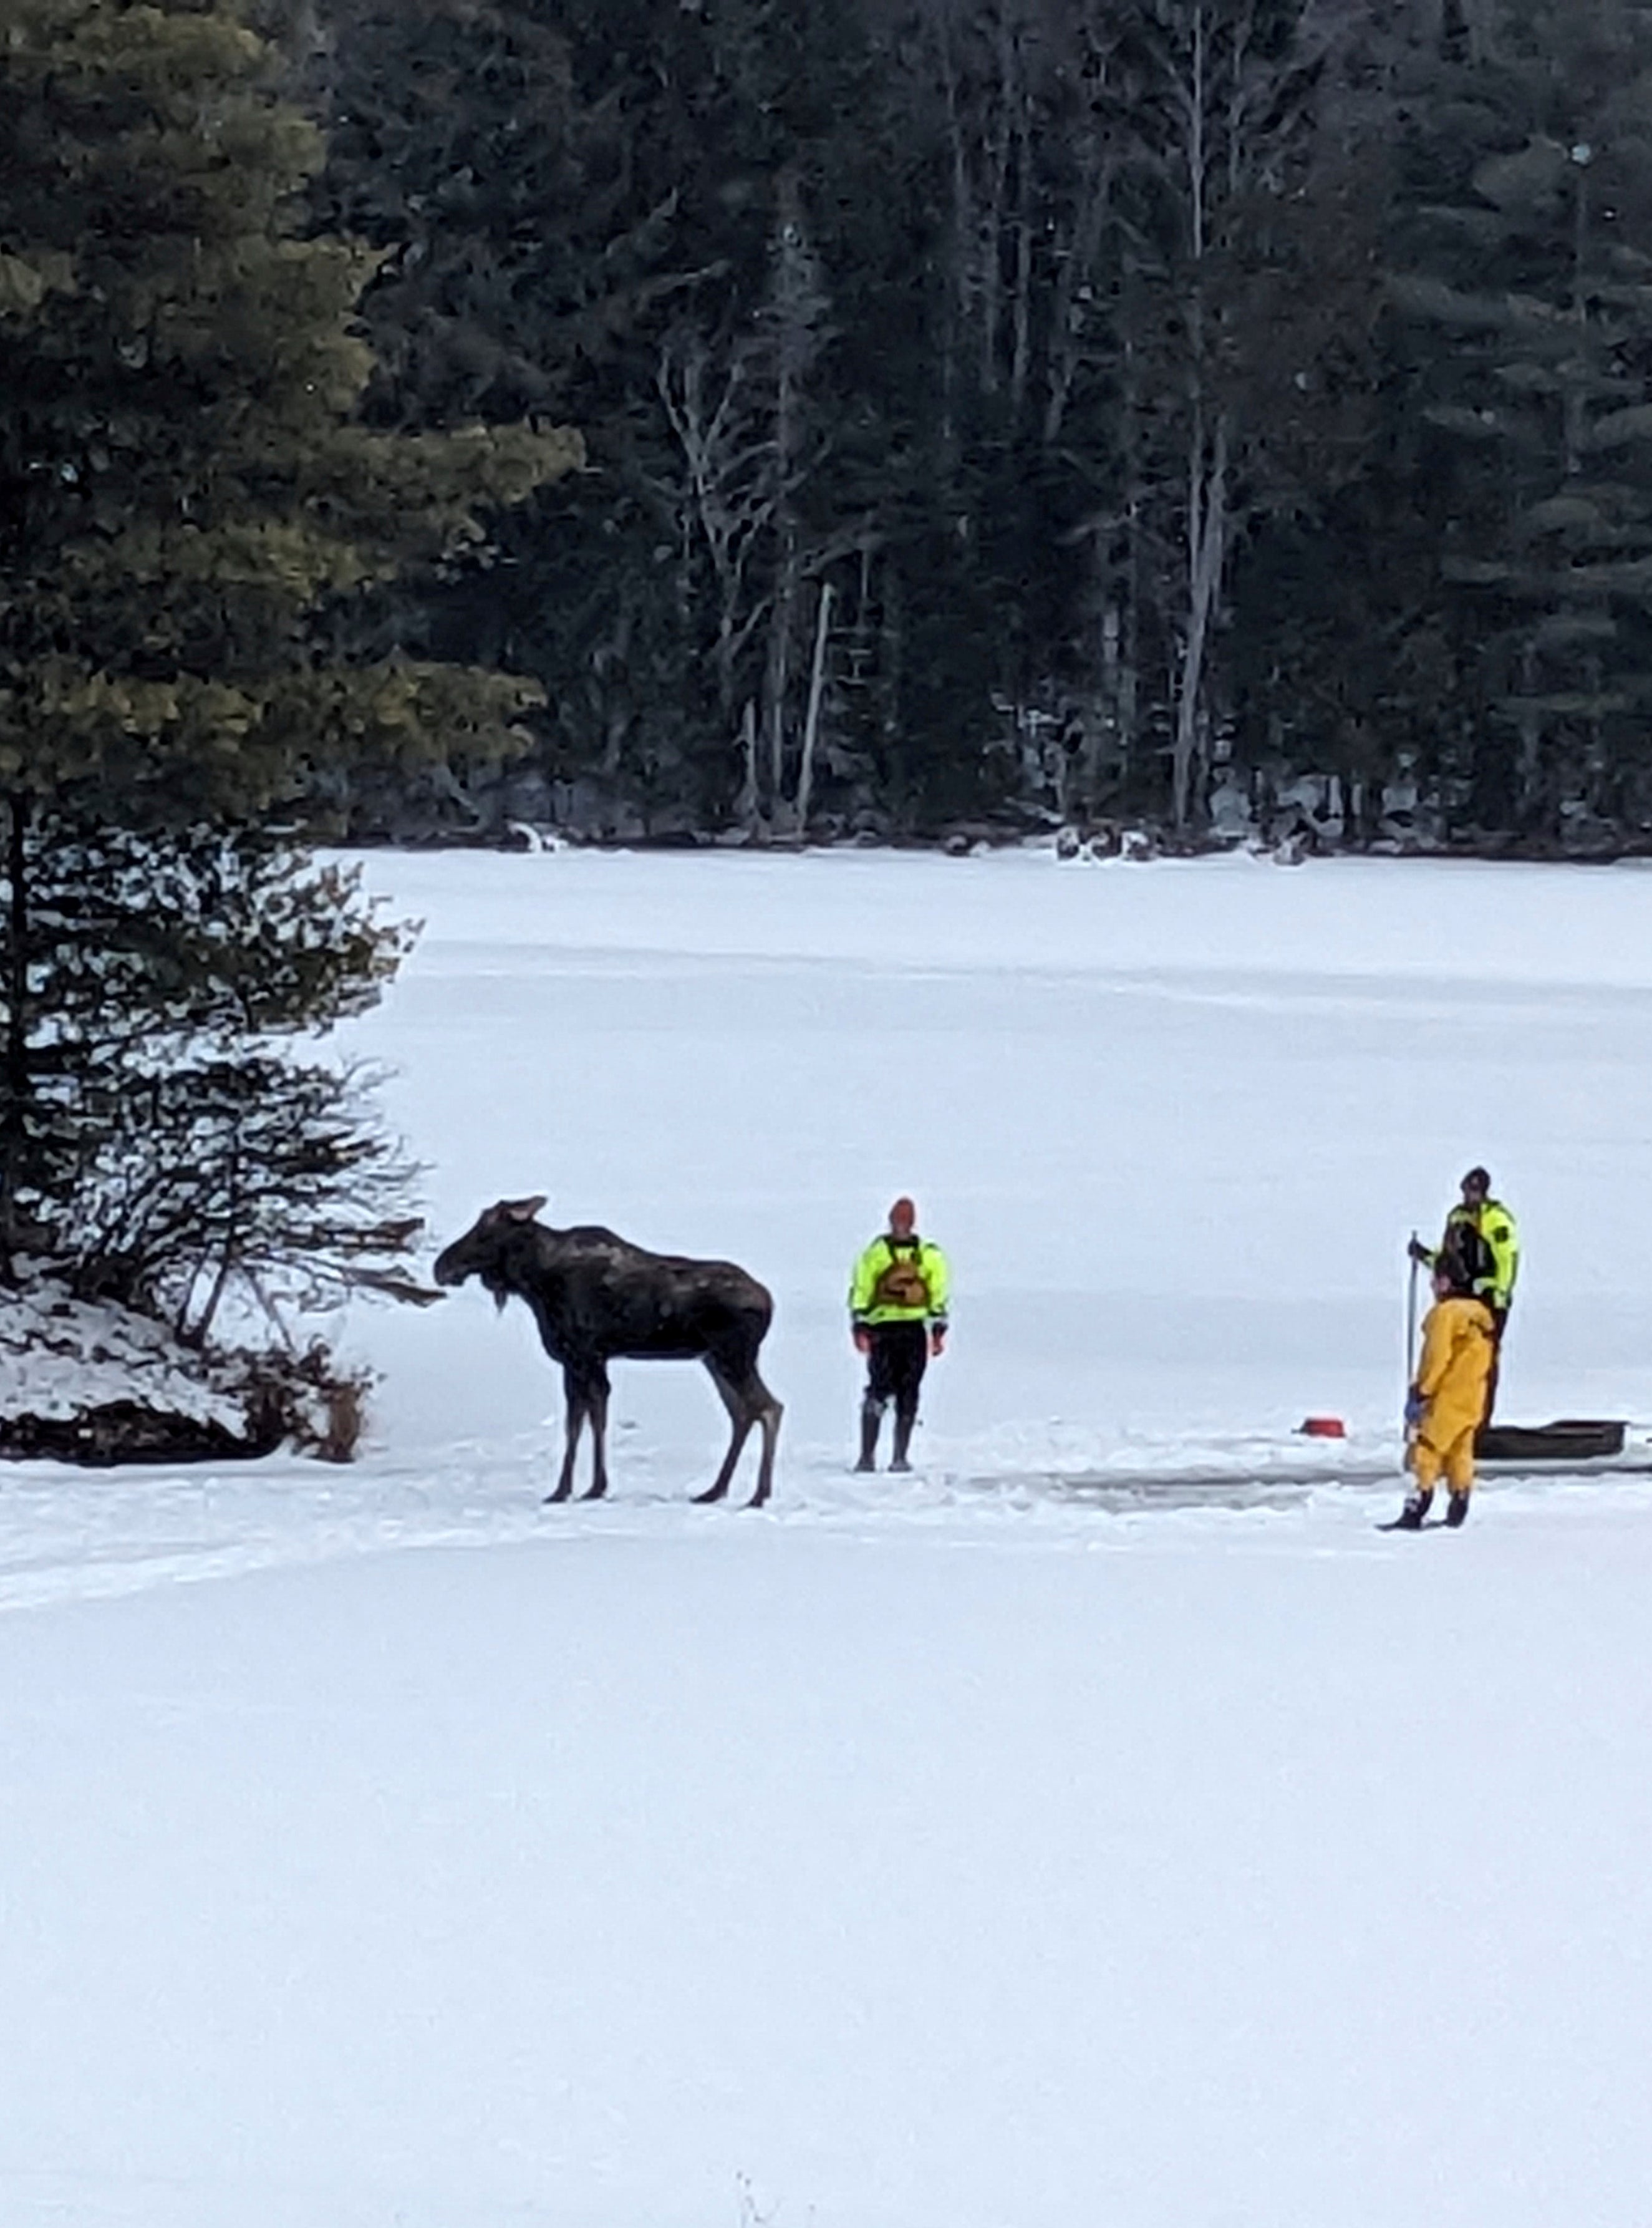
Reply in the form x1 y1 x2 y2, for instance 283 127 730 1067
693 1355 782 1509
691 1360 750 1504
745 1370 784 1509
579 1364 612 1500
546 1367 589 1503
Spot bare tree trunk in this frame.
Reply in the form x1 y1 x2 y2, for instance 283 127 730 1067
655 327 780 800
737 699 760 829
1118 306 1146 800
759 169 826 831
796 578 834 839
925 0 976 462
1516 642 1543 826
879 556 904 777
978 9 1017 394
1 792 31 1284
599 605 634 782
1089 601 1119 817
1186 4 1208 265
1008 75 1034 428
1173 416 1228 828
1169 2 1218 830
1043 147 1112 449
186 1248 237 1351
183 1135 246 1349
764 532 798 822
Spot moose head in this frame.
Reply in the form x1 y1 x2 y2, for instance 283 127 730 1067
432 1195 548 1305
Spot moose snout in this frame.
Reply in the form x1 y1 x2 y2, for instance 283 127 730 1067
431 1243 470 1287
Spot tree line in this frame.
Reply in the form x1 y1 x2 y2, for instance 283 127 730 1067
315 0 1652 853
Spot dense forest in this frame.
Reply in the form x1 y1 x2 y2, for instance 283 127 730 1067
302 0 1652 852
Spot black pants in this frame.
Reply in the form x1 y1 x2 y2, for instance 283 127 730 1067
865 1320 929 1423
1484 1305 1508 1422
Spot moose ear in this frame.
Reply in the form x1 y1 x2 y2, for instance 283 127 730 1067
504 1194 547 1223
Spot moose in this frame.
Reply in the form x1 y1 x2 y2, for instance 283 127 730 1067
432 1196 783 1507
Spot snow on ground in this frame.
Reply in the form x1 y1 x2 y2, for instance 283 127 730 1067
0 1279 249 1434
5 846 1652 2226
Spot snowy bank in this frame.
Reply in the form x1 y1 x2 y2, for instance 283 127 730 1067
0 1277 362 1464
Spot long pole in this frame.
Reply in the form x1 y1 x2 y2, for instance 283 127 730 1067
1406 1232 1421 1384
1404 1233 1421 1466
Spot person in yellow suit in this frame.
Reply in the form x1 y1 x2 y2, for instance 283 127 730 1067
849 1196 950 1473
1393 1262 1496 1529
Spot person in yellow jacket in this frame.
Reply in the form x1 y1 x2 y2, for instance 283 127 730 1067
849 1196 950 1473
1407 1165 1519 1418
1392 1263 1496 1529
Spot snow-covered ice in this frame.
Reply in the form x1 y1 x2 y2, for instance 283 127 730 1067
5 845 1652 2226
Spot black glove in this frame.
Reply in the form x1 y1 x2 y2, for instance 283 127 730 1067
1408 1238 1431 1266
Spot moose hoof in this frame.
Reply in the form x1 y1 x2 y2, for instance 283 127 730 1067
543 1484 574 1505
692 1482 730 1504
580 1481 609 1501
744 1488 771 1510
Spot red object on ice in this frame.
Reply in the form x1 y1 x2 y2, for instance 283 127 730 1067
1298 1416 1347 1439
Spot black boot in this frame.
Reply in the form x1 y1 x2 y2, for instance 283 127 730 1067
889 1409 916 1473
1446 1491 1470 1528
1394 1489 1433 1530
855 1400 882 1473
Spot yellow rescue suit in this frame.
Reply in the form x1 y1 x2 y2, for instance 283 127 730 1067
1409 1294 1495 1493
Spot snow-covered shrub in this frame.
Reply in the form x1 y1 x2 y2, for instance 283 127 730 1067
0 1277 375 1465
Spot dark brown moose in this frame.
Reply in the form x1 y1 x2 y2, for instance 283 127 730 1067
432 1196 783 1507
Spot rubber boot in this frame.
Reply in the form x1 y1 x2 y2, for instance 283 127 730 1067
1394 1488 1433 1530
889 1408 916 1473
854 1400 882 1473
1445 1491 1470 1528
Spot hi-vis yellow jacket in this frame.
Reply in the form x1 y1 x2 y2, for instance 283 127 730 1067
1424 1199 1520 1310
849 1235 950 1328
1414 1294 1495 1448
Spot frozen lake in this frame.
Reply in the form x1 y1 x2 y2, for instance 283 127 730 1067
4 845 1652 2227
355 843 1652 1477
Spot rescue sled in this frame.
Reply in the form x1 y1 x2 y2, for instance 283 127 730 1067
1475 1418 1646 1470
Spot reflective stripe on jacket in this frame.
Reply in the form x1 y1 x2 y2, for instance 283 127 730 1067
849 1236 950 1327
1423 1199 1520 1309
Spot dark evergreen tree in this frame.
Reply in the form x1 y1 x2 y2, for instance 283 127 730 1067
1390 0 1652 838
0 0 579 1307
